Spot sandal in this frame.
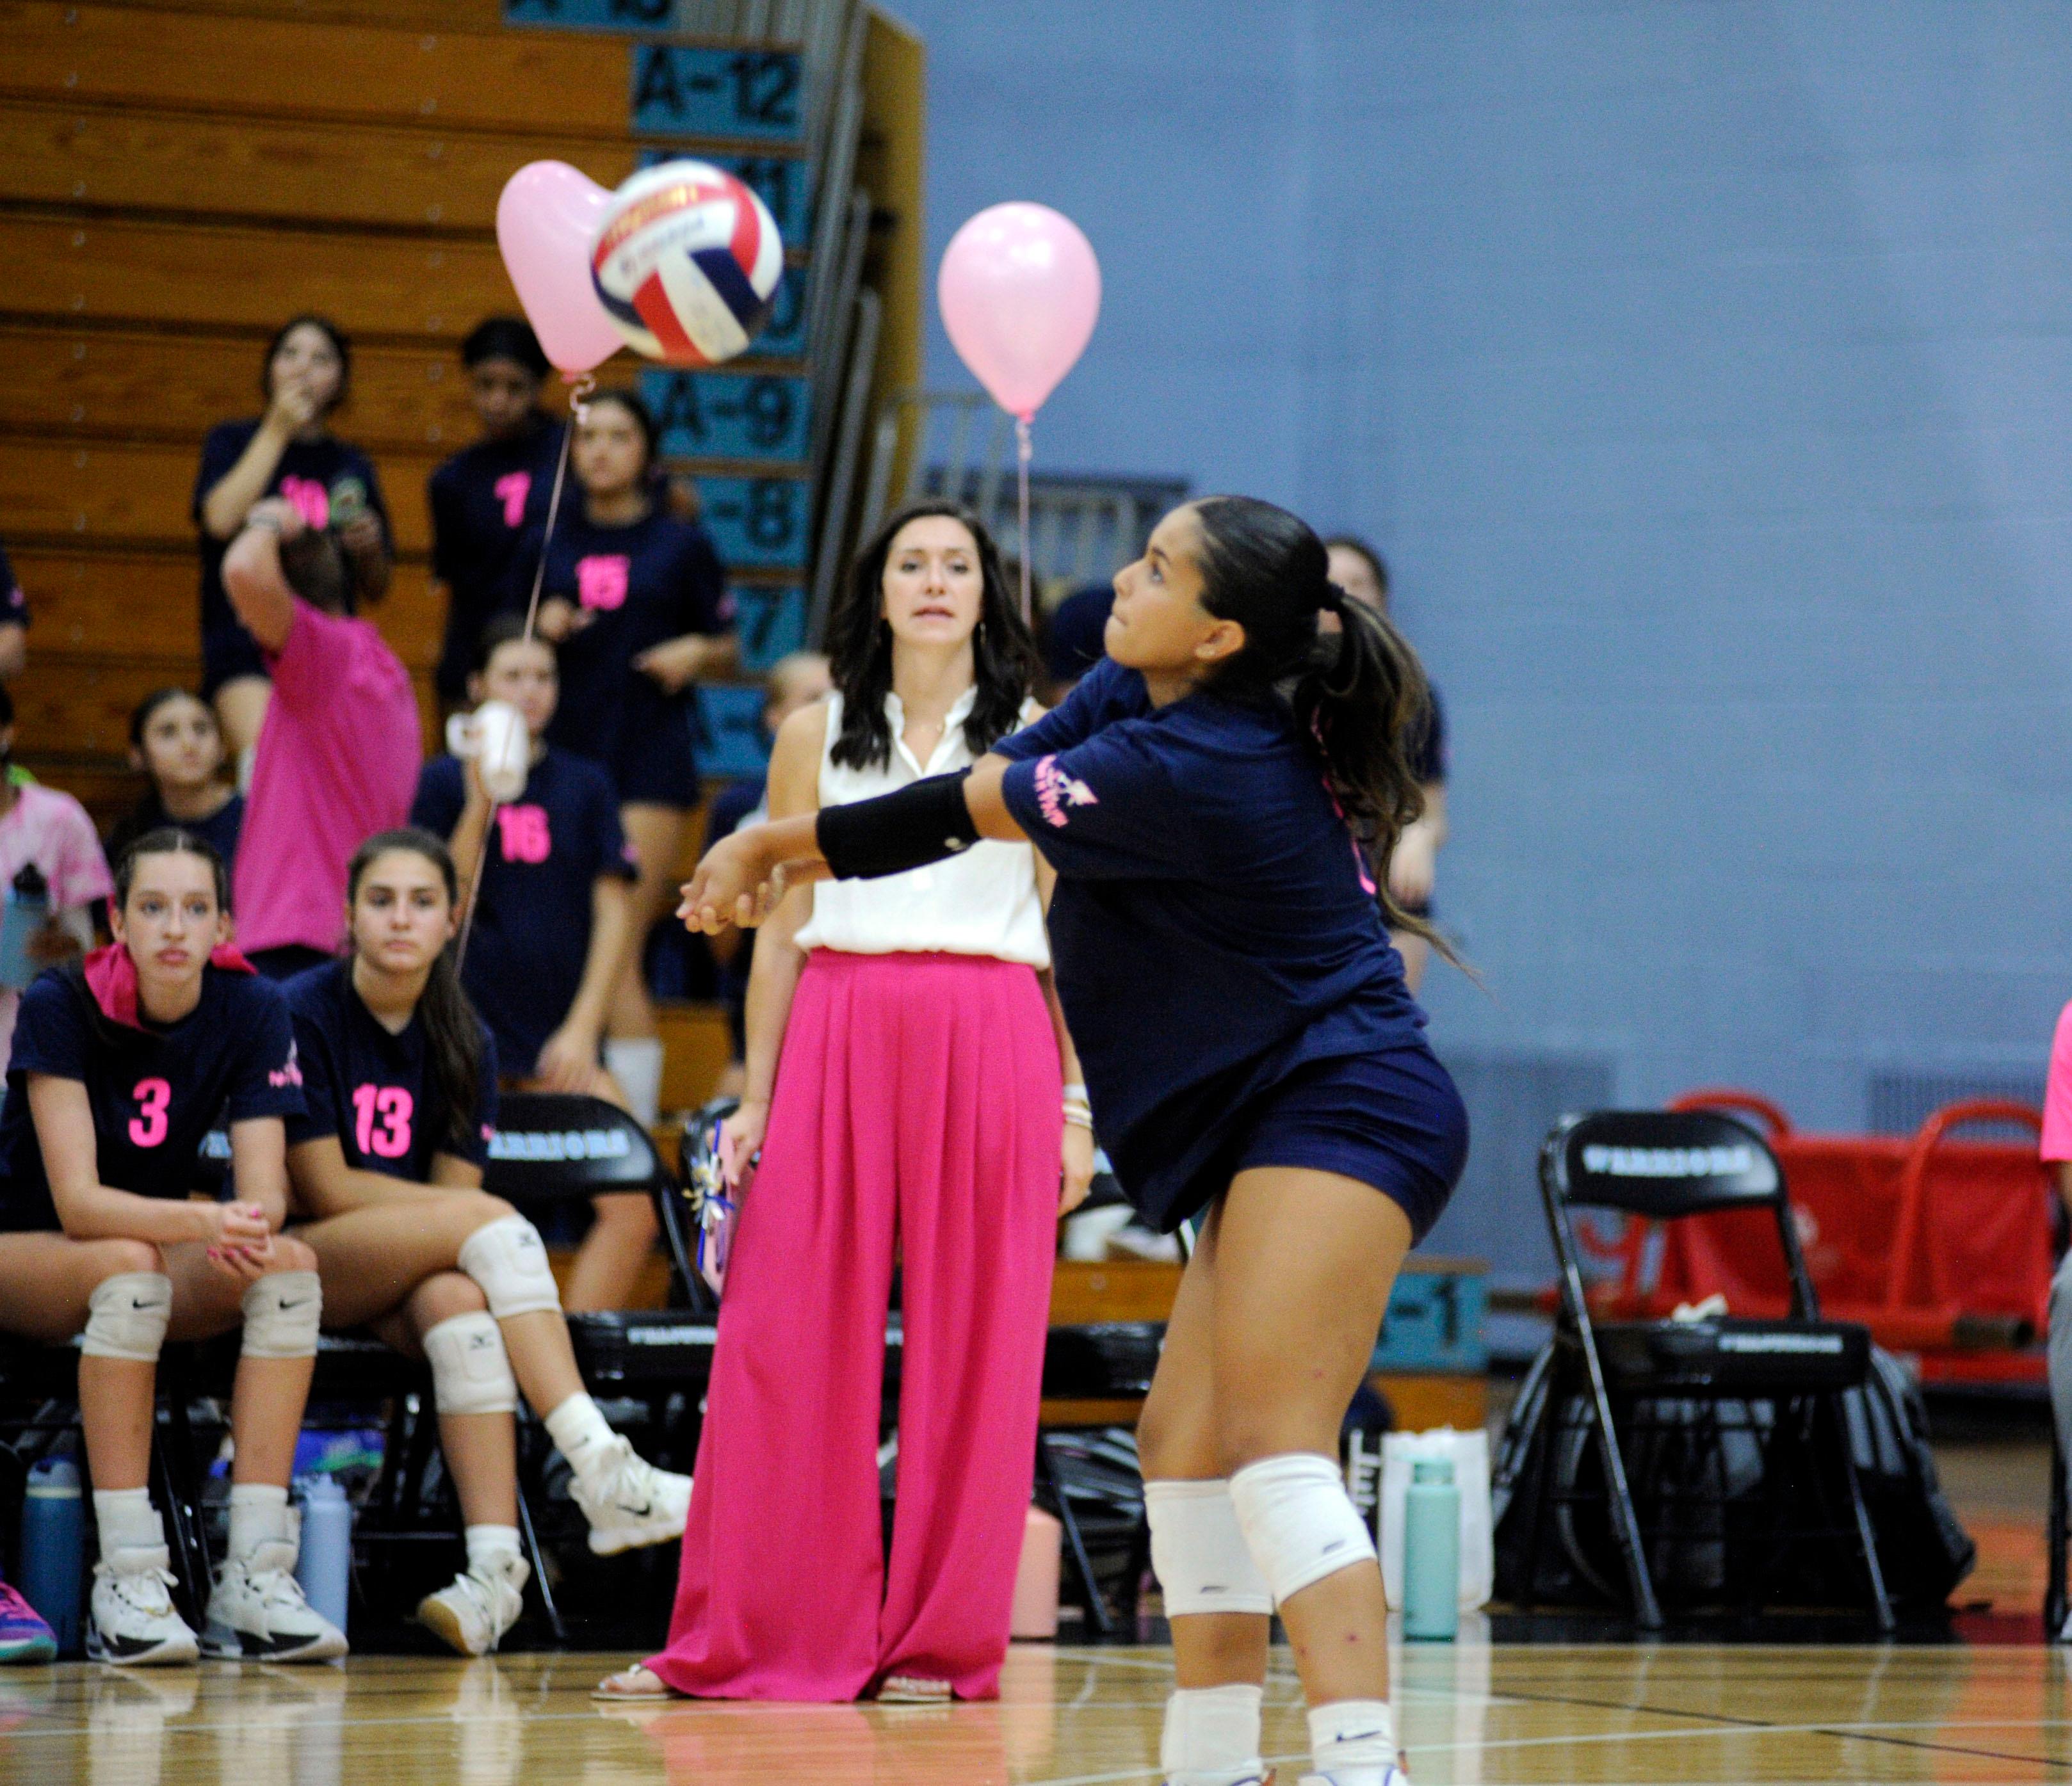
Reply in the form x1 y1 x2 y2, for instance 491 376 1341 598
875 1675 952 1704
591 1665 677 1702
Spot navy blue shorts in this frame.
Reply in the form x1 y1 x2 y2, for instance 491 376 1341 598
201 622 268 699
609 703 702 810
1229 1044 1468 1244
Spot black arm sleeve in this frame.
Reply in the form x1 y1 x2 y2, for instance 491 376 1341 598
814 771 981 881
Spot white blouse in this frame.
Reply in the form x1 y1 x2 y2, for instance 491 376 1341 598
793 688 1050 969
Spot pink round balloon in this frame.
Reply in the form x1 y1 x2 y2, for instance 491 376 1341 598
938 203 1101 421
496 161 623 375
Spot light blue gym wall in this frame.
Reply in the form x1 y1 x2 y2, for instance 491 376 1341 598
893 0 2072 1259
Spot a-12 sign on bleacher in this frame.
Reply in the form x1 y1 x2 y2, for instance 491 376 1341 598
630 45 804 142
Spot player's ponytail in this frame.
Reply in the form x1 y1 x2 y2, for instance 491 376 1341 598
346 829 484 1154
1190 495 1452 961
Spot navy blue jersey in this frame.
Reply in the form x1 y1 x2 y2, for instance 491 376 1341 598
192 421 391 638
0 956 304 1233
0 537 26 632
498 508 731 791
1411 683 1447 787
284 958 498 1181
106 794 245 897
428 417 565 700
995 657 1427 1228
411 748 636 1074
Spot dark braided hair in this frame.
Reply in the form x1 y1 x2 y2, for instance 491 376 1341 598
346 829 483 1155
1187 495 1452 962
824 501 1038 771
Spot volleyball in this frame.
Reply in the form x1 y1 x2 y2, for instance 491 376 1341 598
589 161 783 366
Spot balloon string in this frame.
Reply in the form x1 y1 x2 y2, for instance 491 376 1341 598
1016 415 1033 627
460 371 591 974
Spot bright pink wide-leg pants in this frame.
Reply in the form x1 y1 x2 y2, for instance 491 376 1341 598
647 949 1062 1702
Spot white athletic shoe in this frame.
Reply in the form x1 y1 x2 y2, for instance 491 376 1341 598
201 1540 348 1662
416 1552 530 1657
571 1436 692 1556
1297 1769 1410 1785
86 1545 200 1666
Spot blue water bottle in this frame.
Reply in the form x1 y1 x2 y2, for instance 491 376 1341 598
1401 1456 1460 1641
295 1476 352 1638
19 1455 84 1655
0 862 49 992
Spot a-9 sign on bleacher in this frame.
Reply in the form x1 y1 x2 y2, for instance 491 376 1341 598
645 371 812 464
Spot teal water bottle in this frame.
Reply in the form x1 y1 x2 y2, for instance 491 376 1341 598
1401 1456 1459 1641
19 1455 83 1655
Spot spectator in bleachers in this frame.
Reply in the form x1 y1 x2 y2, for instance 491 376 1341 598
195 316 394 766
703 650 832 1095
282 830 688 1656
0 683 115 1077
500 389 736 1130
0 831 342 1666
106 690 244 889
412 616 653 1312
428 319 565 710
0 536 31 684
1037 582 1113 705
606 504 1089 1706
1325 535 1448 993
221 497 419 981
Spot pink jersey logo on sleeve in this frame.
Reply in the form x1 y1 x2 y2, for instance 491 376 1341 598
1033 755 1099 829
576 555 631 611
268 1040 304 1090
494 471 533 529
278 476 330 529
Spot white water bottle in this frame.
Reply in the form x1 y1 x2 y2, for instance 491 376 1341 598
446 699 529 803
295 1474 352 1637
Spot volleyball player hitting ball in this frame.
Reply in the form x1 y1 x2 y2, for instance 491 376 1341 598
682 497 1466 1786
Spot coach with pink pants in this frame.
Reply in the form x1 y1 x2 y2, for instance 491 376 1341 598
611 502 1090 1705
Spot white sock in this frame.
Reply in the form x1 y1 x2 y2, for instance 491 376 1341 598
1161 1684 1265 1786
236 744 257 793
542 1392 617 1482
464 1524 523 1575
92 1488 162 1561
1308 1700 1398 1785
227 1483 292 1561
603 1037 663 1127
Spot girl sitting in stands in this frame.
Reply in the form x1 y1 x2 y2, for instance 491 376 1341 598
0 830 341 1666
282 829 689 1656
412 618 651 1313
193 315 393 764
500 389 736 1136
106 690 244 885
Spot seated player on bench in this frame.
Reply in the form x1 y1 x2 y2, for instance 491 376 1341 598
0 830 341 1665
282 828 689 1655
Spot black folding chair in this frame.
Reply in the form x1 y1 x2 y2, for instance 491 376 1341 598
1519 1108 1893 1630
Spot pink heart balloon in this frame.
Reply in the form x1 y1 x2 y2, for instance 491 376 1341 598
938 203 1101 421
496 161 622 375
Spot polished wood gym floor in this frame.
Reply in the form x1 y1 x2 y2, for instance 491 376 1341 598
4 1636 2071 1785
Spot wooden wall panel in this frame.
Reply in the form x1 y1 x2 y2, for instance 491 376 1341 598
3 4 634 136
93 0 502 28
0 325 495 452
0 436 441 554
0 102 637 234
0 213 515 338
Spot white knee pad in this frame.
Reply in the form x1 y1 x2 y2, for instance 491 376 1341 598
1146 1477 1275 1616
457 1214 561 1319
239 1270 322 1360
423 1312 519 1417
81 1272 172 1362
1228 1452 1377 1605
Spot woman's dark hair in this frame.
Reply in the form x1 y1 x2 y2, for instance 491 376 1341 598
279 527 353 615
129 687 213 751
115 827 227 912
261 314 352 414
1321 534 1389 603
462 316 550 380
473 611 556 677
1188 496 1450 960
579 387 658 481
346 828 483 1153
824 502 1038 771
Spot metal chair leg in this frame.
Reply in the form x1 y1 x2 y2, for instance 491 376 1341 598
151 1358 213 1631
514 1484 567 1645
1574 1333 1663 1629
2049 1430 2068 1640
1037 1435 1114 1637
1828 1392 1894 1632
